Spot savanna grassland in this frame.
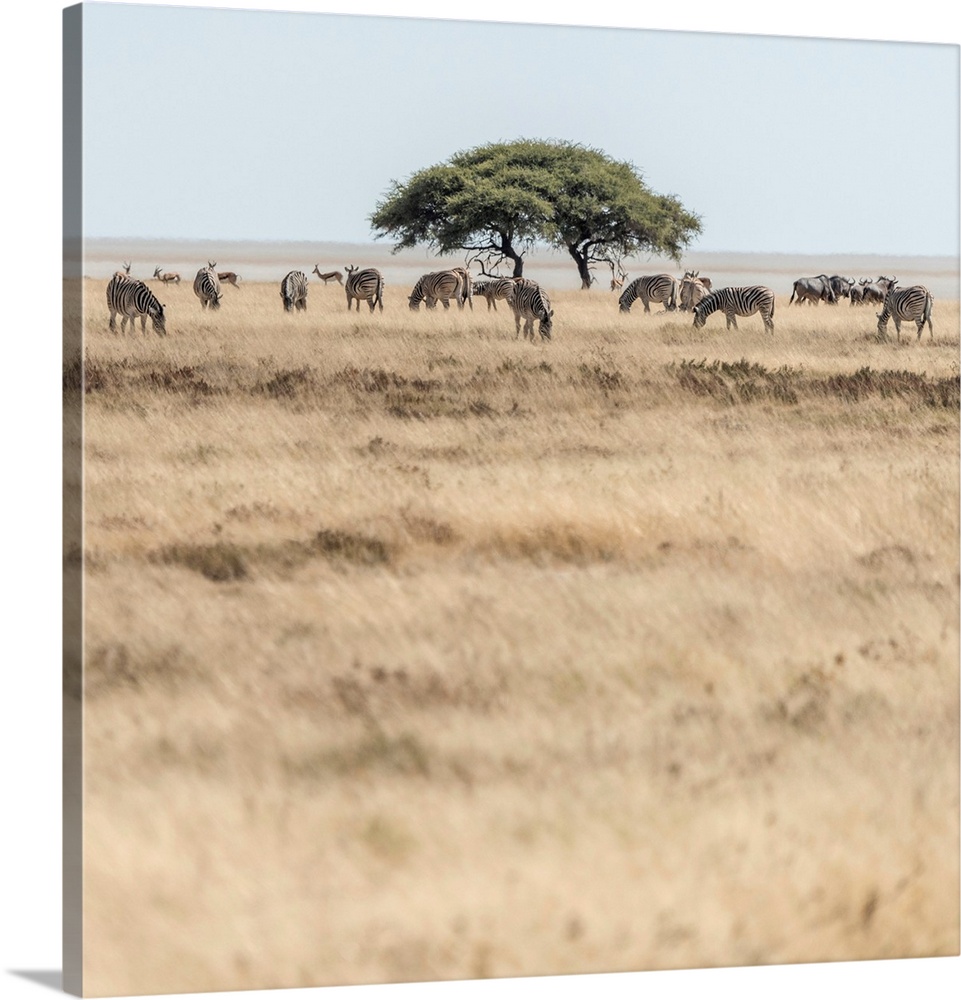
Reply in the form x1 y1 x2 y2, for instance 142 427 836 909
67 272 960 996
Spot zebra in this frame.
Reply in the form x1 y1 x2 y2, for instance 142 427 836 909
618 274 677 313
693 286 775 335
683 270 712 291
408 270 463 310
344 265 384 312
106 273 167 336
678 275 710 312
510 280 553 341
153 266 181 285
193 265 222 310
473 277 515 311
450 266 473 310
312 266 344 285
280 270 309 312
877 285 934 342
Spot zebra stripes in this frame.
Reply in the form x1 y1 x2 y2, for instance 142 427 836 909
106 274 167 336
280 270 308 312
473 278 515 311
877 285 934 342
344 266 384 312
193 265 222 310
511 279 553 341
408 270 464 310
693 286 775 334
618 274 677 314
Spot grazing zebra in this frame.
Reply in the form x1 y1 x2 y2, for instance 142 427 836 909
106 274 166 336
344 265 384 312
693 286 775 334
678 275 710 312
877 285 934 342
153 266 181 285
618 274 677 313
280 270 309 312
193 265 222 310
473 277 515 311
408 270 464 310
218 271 241 288
312 266 344 285
510 280 553 341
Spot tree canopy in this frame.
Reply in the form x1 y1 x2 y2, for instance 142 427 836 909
369 139 701 286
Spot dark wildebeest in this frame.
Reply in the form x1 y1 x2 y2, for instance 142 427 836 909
789 275 837 305
827 276 854 301
861 276 898 306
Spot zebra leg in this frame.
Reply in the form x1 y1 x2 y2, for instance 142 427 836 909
108 309 117 332
894 316 902 343
642 294 651 313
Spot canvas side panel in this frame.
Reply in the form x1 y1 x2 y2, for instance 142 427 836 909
63 4 83 996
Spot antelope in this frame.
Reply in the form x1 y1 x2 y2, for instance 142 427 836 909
312 266 344 285
217 271 241 288
153 266 181 285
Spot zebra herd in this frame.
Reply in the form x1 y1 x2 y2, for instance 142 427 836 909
616 269 935 341
104 261 935 344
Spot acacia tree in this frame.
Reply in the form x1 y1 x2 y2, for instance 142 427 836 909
369 139 701 287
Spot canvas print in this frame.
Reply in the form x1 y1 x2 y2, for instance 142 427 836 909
62 2 960 996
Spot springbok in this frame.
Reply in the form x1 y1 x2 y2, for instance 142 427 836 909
217 271 241 288
312 266 344 285
153 266 181 285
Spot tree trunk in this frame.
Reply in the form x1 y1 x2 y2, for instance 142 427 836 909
567 245 593 289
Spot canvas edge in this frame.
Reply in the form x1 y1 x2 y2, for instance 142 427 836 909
63 3 84 996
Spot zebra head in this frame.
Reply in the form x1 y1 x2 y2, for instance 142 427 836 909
692 298 709 328
538 309 554 341
150 301 167 336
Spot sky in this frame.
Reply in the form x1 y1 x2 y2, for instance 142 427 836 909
79 1 959 256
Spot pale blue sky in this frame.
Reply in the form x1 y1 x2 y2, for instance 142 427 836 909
81 2 959 255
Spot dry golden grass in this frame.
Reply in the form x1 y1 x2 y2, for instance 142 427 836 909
70 275 960 996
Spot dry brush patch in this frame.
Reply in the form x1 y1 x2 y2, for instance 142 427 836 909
76 277 960 994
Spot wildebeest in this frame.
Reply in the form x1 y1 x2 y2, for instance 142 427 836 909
827 276 854 300
789 275 836 305
861 276 898 305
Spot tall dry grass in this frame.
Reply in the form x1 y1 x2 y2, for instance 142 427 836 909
72 275 959 995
